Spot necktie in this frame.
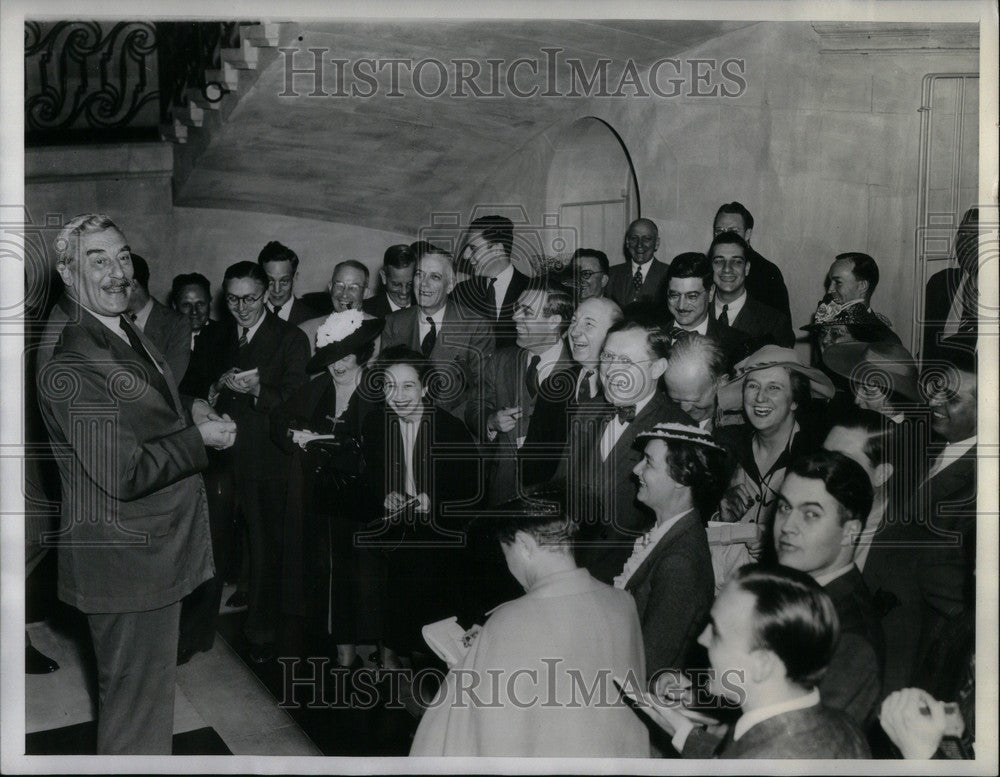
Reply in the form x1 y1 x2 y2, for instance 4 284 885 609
669 326 688 342
615 404 637 423
632 267 643 296
525 353 541 398
421 316 437 356
578 369 594 402
719 304 730 328
238 326 249 348
487 277 498 318
959 275 978 334
119 316 155 367
273 303 283 317
128 311 138 323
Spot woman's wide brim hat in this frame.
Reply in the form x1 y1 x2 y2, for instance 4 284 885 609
306 314 383 373
822 340 921 402
635 422 725 452
717 345 836 411
801 298 894 334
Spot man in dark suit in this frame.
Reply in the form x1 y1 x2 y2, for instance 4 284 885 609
381 246 492 418
664 252 752 370
713 202 791 323
565 295 622 407
606 218 670 308
922 208 979 366
258 240 318 326
469 279 575 505
567 318 694 584
172 272 238 662
773 451 884 727
708 232 794 348
362 243 416 318
126 253 191 382
452 214 531 349
207 261 310 662
35 214 235 753
653 565 869 759
660 334 728 432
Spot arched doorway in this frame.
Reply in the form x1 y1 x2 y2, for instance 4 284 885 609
545 117 640 265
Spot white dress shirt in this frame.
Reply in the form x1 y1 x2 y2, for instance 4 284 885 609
679 315 710 336
490 263 515 318
714 290 748 323
131 298 154 332
630 260 652 283
600 392 655 462
267 297 297 322
417 305 447 345
926 435 976 480
533 340 564 385
733 687 821 741
240 312 267 344
812 562 856 589
943 273 970 338
93 308 163 373
400 416 420 497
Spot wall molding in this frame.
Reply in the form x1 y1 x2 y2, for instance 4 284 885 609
812 23 979 53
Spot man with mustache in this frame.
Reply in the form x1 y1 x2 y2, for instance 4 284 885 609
35 214 236 753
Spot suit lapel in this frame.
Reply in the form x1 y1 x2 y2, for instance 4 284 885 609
625 511 699 592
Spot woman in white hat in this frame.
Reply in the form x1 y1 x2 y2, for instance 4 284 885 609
711 346 835 590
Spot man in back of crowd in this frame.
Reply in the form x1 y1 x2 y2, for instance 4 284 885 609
126 253 191 382
258 241 317 325
364 243 416 317
607 218 669 308
708 232 794 348
299 260 371 354
712 202 791 323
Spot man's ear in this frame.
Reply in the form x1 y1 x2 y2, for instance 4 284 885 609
600 274 609 290
515 530 537 557
56 261 73 288
749 647 779 685
841 517 864 548
744 259 751 278
379 268 387 285
858 279 870 299
744 227 753 243
650 356 669 381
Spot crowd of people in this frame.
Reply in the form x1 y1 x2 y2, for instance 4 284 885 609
30 204 980 759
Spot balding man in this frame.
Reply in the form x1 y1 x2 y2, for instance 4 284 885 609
662 333 728 431
607 219 670 308
299 260 372 354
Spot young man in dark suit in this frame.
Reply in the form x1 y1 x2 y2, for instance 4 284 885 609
451 214 530 349
207 261 310 663
708 232 794 348
381 246 492 418
773 451 885 727
606 218 670 309
36 214 236 753
126 253 191 383
363 243 416 317
713 202 791 323
566 318 695 584
921 208 979 366
650 565 870 759
258 240 318 326
469 278 576 506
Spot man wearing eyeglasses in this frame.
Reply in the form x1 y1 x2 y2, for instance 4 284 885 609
566 248 610 302
299 260 371 355
258 241 318 326
708 232 794 349
607 218 670 309
207 261 310 663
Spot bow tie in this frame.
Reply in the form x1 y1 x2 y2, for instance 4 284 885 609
614 404 637 423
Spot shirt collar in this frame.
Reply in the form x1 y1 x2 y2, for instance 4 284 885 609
630 259 654 280
813 562 856 588
680 314 710 335
421 303 447 327
241 311 268 343
90 309 131 343
715 290 747 318
493 262 514 286
733 688 820 742
132 298 154 330
532 339 564 372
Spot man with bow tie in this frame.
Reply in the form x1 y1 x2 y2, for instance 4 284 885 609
566 317 695 584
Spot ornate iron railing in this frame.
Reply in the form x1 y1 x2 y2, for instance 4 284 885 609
24 21 244 144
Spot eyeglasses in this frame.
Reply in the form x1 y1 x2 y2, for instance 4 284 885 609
225 291 265 307
332 283 364 295
576 269 604 281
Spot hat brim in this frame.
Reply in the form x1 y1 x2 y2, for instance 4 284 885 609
306 318 383 373
823 341 921 403
717 361 836 411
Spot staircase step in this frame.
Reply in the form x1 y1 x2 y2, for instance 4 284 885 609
221 39 259 69
205 63 240 90
242 23 280 47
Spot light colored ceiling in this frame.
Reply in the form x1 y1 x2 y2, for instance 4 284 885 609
174 20 754 235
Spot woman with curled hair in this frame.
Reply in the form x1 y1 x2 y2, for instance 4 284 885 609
360 345 479 671
617 422 727 680
411 483 649 757
710 346 835 591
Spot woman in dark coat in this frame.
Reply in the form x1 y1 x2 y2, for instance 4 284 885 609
360 346 479 669
272 311 383 669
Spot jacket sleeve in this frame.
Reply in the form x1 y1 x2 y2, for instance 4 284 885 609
163 316 193 388
640 549 712 676
818 632 881 726
39 352 208 503
466 344 501 442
